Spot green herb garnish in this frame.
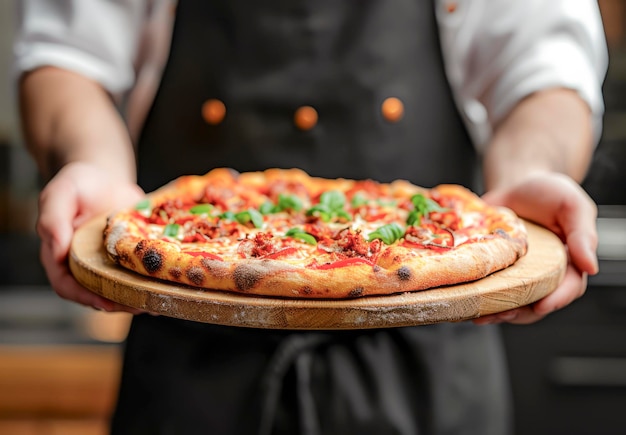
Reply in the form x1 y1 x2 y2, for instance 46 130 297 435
259 194 303 214
134 198 151 211
277 194 303 212
368 223 405 245
407 193 443 226
234 209 264 229
220 211 236 221
259 201 276 215
350 192 369 208
189 204 214 215
306 190 351 222
285 228 317 245
163 223 180 238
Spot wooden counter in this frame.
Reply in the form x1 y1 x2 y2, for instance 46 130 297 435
0 345 123 435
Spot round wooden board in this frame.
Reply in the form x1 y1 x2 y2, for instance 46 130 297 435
69 216 566 330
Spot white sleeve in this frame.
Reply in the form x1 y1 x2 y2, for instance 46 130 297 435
438 0 608 150
13 0 149 95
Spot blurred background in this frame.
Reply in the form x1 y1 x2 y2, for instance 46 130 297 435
0 1 625 434
0 2 138 434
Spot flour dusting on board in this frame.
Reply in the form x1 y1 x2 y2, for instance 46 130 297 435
351 300 454 326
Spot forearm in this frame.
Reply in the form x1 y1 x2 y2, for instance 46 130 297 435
483 88 595 191
19 66 136 182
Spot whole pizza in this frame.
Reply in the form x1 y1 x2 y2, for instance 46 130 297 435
104 168 528 299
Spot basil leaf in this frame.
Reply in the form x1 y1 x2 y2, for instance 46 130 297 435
410 193 443 222
235 209 264 228
220 211 236 221
305 204 331 222
234 213 248 225
163 223 180 238
248 208 263 228
248 209 264 228
350 192 368 208
134 198 151 211
259 201 277 215
368 223 405 245
334 210 352 222
190 204 213 215
406 210 421 226
307 193 353 223
318 211 332 222
277 194 303 212
285 228 317 245
320 190 346 210
306 203 331 215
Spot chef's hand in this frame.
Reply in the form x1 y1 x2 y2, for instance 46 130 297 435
37 161 146 314
475 172 599 325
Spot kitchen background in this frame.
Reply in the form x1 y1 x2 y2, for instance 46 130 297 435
0 1 625 434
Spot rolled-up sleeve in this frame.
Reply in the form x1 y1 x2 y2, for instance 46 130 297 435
13 0 148 94
438 0 608 148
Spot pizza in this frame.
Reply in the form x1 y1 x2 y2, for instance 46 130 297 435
103 168 528 299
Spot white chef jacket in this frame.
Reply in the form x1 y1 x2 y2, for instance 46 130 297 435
13 0 608 148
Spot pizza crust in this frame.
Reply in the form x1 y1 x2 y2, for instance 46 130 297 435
104 168 528 299
107 231 525 298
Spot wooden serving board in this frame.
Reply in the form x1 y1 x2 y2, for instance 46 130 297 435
69 216 566 330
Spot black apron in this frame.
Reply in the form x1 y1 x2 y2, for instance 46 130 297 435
112 1 511 434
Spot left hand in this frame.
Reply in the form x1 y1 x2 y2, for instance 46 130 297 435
474 172 599 325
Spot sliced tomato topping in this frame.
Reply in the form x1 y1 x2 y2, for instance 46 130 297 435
362 211 389 222
262 247 299 259
130 210 150 222
181 233 208 243
174 215 199 225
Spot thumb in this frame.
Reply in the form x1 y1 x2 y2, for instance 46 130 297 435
37 176 81 263
481 189 510 208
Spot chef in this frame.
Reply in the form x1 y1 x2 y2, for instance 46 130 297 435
14 0 607 434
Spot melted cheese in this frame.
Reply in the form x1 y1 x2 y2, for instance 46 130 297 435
133 170 501 265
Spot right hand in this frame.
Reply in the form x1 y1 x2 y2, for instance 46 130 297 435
37 161 146 313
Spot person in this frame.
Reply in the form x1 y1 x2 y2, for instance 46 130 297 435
14 1 607 434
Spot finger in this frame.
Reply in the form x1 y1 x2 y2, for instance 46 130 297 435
473 304 545 325
557 199 599 275
37 179 79 263
38 196 144 315
58 277 146 314
484 174 599 274
531 265 587 317
73 180 145 228
473 306 535 325
480 188 508 207
41 241 145 314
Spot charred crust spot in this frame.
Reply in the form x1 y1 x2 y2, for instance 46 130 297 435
397 266 411 281
169 267 182 279
301 286 313 295
134 240 147 254
233 264 263 292
348 287 364 298
142 248 163 274
373 265 381 273
186 266 205 286
200 258 229 279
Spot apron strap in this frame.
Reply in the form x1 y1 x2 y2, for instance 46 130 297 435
259 333 331 435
